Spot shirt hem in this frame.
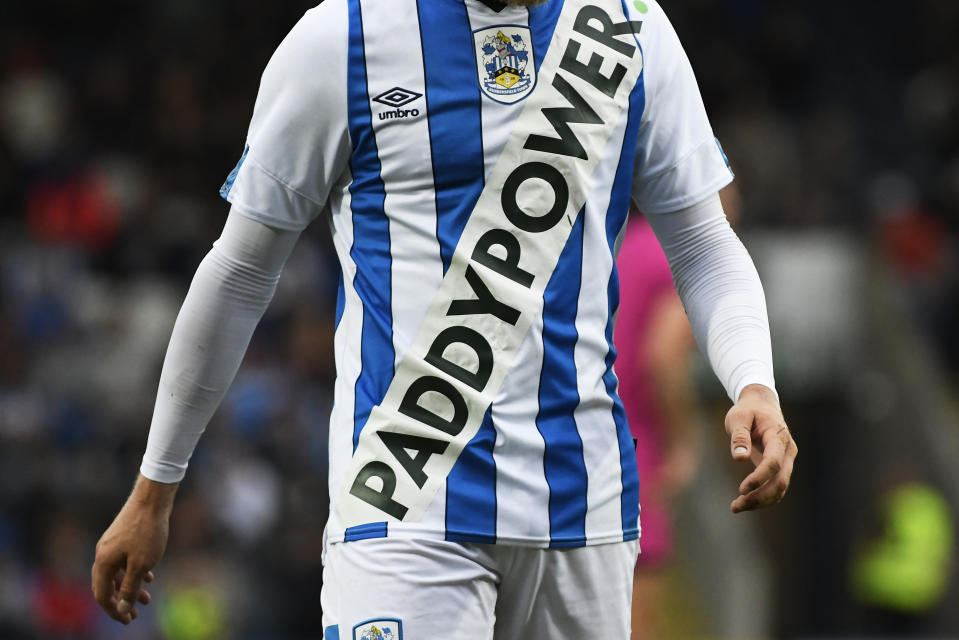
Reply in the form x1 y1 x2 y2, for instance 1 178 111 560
326 526 640 549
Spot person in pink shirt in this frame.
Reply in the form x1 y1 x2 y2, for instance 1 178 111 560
614 212 700 639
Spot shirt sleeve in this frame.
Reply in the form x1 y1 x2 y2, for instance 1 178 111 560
140 209 301 483
645 194 777 403
219 0 351 231
629 0 734 214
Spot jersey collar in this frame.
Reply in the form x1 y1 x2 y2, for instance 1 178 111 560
476 0 508 11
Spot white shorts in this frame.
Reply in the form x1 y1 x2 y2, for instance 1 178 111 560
321 537 639 640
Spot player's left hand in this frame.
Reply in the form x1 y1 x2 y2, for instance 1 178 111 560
725 384 797 513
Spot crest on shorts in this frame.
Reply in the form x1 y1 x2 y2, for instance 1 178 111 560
473 25 537 104
353 619 401 640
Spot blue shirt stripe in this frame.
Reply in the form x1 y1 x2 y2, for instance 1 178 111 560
334 267 345 330
418 0 499 541
344 521 388 542
445 408 497 544
416 0 486 274
604 65 646 540
537 211 588 548
347 0 394 451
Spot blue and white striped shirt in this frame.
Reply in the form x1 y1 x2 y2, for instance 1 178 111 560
222 0 733 548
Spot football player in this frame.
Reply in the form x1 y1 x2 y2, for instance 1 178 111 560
92 0 796 637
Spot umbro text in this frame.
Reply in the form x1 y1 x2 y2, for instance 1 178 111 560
378 108 420 120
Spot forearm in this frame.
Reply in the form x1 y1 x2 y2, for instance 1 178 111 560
646 193 777 403
140 209 299 483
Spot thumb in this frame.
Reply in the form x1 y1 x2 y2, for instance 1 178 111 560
117 559 149 615
726 408 753 461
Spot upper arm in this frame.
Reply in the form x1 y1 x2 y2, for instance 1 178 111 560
220 1 351 232
629 0 734 214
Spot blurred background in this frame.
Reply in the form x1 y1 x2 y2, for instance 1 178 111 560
0 0 956 638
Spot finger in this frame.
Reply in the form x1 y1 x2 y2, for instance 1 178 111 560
725 407 753 461
738 417 789 493
92 553 124 621
116 558 151 622
138 571 154 605
111 568 152 609
734 438 796 513
731 455 794 513
738 431 785 496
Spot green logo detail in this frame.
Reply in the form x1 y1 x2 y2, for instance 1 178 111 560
633 0 649 13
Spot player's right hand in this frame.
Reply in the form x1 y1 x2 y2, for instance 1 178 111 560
92 474 178 624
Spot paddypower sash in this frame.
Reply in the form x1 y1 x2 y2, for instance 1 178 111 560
335 0 644 529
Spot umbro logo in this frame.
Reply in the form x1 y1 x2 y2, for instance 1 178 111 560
373 87 423 121
373 87 422 108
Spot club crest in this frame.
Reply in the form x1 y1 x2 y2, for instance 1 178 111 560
353 619 401 640
473 25 536 104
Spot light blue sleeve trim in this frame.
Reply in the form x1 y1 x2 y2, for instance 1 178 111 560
219 144 249 199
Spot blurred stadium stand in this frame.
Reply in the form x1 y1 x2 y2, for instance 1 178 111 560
1 0 957 638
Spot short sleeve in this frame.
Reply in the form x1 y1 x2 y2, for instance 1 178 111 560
220 1 351 231
629 0 733 214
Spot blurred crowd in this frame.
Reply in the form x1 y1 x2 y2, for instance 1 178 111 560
0 1 957 638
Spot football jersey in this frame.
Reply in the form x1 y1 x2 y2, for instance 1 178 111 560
220 0 733 548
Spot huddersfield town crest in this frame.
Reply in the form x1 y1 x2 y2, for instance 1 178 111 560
473 25 536 104
353 619 401 640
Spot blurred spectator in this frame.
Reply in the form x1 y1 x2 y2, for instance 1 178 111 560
31 516 99 639
614 208 701 639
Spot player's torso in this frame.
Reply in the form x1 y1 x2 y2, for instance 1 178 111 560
324 0 644 548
